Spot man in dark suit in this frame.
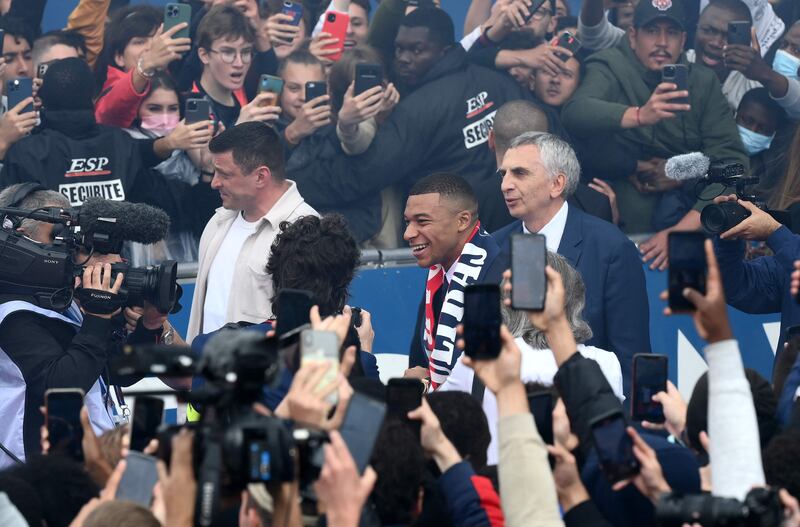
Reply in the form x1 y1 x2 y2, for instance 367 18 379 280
475 100 614 233
403 173 505 391
492 132 649 395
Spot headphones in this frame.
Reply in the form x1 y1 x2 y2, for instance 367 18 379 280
2 182 48 231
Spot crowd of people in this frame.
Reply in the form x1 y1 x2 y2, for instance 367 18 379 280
0 0 799 525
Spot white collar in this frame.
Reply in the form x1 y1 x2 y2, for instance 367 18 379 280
523 201 569 252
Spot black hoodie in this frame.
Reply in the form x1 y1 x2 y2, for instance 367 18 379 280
294 46 529 214
0 109 219 238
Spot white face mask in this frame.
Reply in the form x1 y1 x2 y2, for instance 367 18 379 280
773 49 800 80
737 124 775 156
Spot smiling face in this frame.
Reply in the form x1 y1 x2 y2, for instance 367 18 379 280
346 3 369 49
403 193 473 269
628 20 686 71
694 5 740 77
279 61 326 121
198 36 253 91
532 57 580 107
500 144 566 226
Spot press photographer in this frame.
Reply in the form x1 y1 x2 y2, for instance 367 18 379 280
711 189 800 372
0 183 184 470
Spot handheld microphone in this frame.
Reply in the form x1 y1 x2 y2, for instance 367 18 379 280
664 152 711 182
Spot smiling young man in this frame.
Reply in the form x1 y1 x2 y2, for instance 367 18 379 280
562 0 747 268
186 121 318 342
403 173 505 390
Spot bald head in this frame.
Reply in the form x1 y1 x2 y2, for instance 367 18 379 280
492 100 549 159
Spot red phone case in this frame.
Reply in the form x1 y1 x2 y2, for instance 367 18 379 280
321 11 349 62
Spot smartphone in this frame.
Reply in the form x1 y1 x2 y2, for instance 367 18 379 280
301 329 339 405
511 233 547 311
257 74 284 107
275 288 314 339
354 63 383 96
554 31 582 61
668 232 707 312
661 64 689 106
590 410 640 484
45 388 85 462
523 0 548 23
463 284 502 360
305 81 327 105
185 98 211 124
7 78 34 114
321 11 349 62
339 392 387 473
281 1 304 26
386 378 423 439
116 452 159 506
527 391 554 445
631 354 668 423
728 21 752 47
164 3 191 41
36 62 50 79
129 396 165 452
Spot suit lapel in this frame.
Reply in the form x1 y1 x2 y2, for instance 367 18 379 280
557 206 583 268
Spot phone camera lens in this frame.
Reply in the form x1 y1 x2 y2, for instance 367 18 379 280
664 66 675 75
327 13 336 22
188 101 197 110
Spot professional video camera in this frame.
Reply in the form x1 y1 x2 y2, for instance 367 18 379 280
0 197 179 312
664 153 789 235
656 487 784 527
112 330 306 526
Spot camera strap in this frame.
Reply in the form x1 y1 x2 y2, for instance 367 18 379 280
75 288 125 315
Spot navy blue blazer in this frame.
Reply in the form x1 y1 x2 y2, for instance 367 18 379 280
492 206 651 396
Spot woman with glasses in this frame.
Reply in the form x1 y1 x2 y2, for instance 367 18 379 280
94 5 191 129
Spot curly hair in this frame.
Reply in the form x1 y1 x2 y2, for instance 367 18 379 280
267 214 360 317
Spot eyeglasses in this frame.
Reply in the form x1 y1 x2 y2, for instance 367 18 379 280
208 47 254 64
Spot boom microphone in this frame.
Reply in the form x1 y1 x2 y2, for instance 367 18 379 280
664 152 711 182
78 198 170 245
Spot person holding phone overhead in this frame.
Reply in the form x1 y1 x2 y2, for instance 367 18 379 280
402 173 506 391
562 0 747 268
492 133 648 397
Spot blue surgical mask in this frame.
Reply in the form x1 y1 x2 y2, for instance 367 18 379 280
773 49 800 80
738 124 774 156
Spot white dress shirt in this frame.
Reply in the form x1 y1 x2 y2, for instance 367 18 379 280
523 201 569 252
439 336 624 465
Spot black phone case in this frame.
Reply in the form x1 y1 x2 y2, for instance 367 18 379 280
662 64 689 106
185 99 211 124
354 64 382 96
728 21 752 46
305 82 327 102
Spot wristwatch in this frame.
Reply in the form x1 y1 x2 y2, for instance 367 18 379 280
136 56 155 79
161 322 175 345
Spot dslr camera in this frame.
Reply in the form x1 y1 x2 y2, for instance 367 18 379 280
656 487 784 527
114 329 323 525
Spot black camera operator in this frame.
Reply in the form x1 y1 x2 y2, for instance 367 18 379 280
711 191 800 382
0 184 185 470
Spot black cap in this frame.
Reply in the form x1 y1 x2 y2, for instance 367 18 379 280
634 0 686 31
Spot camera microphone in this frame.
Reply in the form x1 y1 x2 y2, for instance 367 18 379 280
664 152 711 181
77 198 170 246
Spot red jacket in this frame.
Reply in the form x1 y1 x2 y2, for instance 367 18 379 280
95 66 149 128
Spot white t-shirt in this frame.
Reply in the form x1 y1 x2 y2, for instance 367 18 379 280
202 212 259 333
439 337 624 465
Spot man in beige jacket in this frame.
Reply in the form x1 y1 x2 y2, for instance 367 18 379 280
186 122 318 343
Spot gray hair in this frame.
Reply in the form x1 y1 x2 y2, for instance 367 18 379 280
502 250 593 349
0 184 69 239
508 132 580 198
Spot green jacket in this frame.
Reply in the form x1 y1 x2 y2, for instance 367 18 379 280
561 39 748 171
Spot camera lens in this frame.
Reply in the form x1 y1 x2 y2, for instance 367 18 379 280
327 13 336 22
664 66 675 76
188 101 197 110
700 205 727 234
